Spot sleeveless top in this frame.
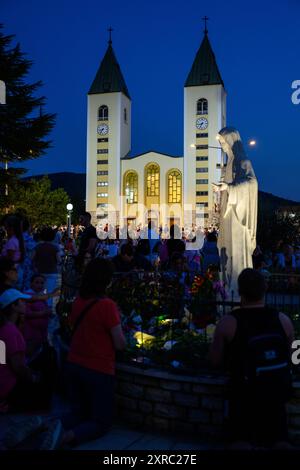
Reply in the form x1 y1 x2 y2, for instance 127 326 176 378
225 306 289 390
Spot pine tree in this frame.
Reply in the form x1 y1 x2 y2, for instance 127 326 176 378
0 25 55 210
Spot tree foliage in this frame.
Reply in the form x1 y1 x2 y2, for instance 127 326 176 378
0 25 56 209
11 176 69 227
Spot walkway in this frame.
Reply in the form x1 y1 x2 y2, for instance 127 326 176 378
0 413 222 450
76 424 222 450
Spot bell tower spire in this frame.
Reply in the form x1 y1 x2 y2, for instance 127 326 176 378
202 16 209 35
184 27 226 227
108 26 113 45
86 30 131 224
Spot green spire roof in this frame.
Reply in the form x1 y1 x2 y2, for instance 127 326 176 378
88 43 130 99
185 32 224 88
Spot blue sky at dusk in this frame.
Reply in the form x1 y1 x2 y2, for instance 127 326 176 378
2 0 300 201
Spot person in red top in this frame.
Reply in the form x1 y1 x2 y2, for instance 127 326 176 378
60 258 126 446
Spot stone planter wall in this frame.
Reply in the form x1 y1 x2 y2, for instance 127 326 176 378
115 364 300 444
115 364 227 437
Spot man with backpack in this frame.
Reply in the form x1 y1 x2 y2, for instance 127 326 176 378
210 268 294 448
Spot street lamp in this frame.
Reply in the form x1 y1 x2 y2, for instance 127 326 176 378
66 203 73 238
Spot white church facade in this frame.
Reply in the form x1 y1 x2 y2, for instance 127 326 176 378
86 29 226 229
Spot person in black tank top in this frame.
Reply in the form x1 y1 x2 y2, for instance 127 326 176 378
227 306 290 388
226 306 292 446
210 269 294 448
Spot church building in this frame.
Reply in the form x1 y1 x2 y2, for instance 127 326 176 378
85 27 226 229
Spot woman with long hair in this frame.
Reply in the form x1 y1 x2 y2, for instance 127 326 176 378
1 215 25 263
58 257 126 447
21 216 36 291
32 227 61 341
1 216 25 289
0 258 19 293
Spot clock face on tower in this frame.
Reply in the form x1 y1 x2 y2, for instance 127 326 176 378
196 118 208 130
97 123 109 135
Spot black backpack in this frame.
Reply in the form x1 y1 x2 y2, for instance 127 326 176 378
233 308 292 401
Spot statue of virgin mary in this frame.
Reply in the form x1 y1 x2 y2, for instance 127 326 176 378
213 127 258 299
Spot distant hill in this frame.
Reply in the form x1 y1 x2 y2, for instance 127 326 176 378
25 172 300 217
258 190 300 213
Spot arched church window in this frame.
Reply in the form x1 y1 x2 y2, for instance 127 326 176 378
98 105 108 121
197 98 208 115
124 108 127 123
124 171 138 204
167 170 182 203
146 164 160 197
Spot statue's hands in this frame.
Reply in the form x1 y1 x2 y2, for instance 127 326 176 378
212 183 221 193
212 182 228 193
219 183 228 192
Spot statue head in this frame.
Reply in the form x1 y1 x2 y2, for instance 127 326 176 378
217 127 247 160
217 126 250 183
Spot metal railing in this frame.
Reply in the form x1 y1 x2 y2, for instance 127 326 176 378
57 257 300 372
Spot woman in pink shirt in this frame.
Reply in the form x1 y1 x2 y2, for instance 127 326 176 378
23 274 51 357
0 288 39 410
1 216 24 264
1 216 25 289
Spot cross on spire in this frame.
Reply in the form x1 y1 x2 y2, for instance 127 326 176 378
202 16 209 34
108 27 113 45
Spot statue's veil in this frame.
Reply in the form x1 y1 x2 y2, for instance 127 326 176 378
218 127 249 183
216 127 258 299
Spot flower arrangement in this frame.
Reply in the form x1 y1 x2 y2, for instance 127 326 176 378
113 270 221 373
119 306 215 372
107 271 185 320
189 269 226 328
107 269 227 372
58 270 223 373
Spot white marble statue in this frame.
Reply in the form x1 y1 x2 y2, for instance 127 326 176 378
212 127 258 299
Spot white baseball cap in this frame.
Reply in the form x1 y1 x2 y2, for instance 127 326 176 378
0 289 31 309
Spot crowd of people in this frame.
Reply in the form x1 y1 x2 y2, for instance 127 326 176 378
252 243 300 273
0 211 298 450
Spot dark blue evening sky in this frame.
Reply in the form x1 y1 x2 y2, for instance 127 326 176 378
2 0 300 201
